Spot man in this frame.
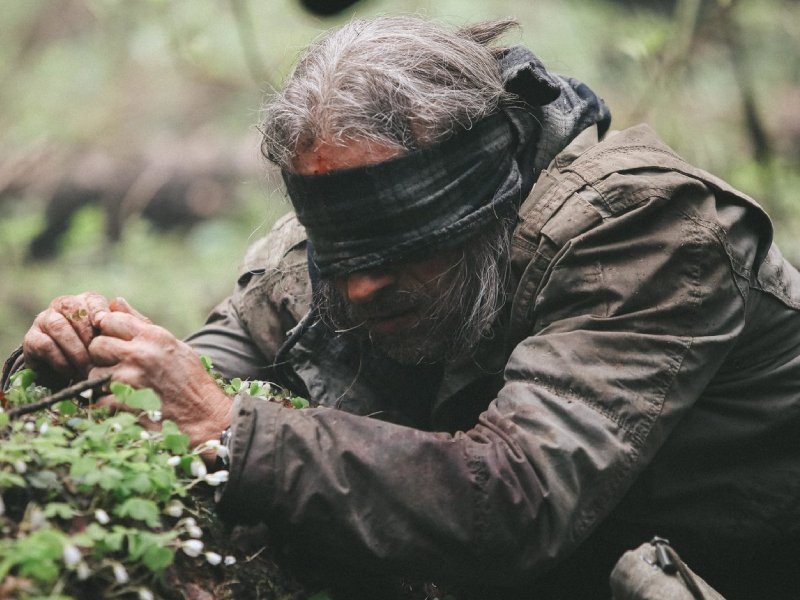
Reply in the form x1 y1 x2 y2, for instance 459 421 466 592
8 16 800 599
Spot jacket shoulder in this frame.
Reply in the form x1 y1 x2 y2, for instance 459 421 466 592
234 211 311 347
238 211 307 279
515 124 772 250
508 124 773 345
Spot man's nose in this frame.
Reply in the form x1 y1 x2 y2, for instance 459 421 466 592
345 270 395 304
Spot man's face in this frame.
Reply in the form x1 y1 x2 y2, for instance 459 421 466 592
323 251 462 363
293 138 462 363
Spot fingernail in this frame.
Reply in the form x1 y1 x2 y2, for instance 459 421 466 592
116 297 129 307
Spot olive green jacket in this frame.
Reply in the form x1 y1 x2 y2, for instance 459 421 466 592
187 124 800 598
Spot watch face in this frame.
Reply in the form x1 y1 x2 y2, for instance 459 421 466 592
216 427 232 468
220 427 231 444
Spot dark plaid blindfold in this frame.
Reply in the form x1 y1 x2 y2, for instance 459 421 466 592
284 109 530 278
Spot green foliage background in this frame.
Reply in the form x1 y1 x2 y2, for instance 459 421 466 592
1 0 798 356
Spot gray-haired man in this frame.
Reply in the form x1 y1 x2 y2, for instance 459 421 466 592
11 16 800 599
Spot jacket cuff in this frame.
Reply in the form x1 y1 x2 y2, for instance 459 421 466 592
215 392 281 523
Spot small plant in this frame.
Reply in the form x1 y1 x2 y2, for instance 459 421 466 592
0 360 454 600
0 362 308 599
201 356 309 409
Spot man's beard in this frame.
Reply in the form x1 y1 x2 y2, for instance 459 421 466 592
314 222 513 365
315 269 462 364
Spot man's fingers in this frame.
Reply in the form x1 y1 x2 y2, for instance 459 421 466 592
51 295 95 348
36 310 92 375
23 327 73 375
85 292 111 328
96 312 150 341
109 297 151 323
87 335 128 367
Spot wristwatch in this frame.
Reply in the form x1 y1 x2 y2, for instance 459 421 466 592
215 426 232 470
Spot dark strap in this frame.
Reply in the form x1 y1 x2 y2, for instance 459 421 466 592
1 345 24 391
651 537 706 600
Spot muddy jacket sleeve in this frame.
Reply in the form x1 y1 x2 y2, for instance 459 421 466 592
216 182 753 585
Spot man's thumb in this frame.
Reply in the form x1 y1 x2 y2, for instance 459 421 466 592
109 297 152 323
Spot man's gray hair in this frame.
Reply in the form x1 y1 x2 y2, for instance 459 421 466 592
267 16 521 362
261 16 519 166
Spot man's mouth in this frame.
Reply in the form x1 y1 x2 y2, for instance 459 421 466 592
367 309 419 335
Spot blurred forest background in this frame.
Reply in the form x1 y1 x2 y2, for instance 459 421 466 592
1 0 798 357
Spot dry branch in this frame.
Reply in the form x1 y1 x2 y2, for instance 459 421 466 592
6 375 111 419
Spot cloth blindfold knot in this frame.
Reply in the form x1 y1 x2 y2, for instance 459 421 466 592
284 110 525 278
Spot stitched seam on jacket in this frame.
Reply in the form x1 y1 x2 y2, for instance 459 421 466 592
681 210 753 279
574 331 694 543
533 378 633 435
467 445 491 556
751 253 800 310
565 145 678 173
573 337 691 542
751 280 800 310
569 213 704 542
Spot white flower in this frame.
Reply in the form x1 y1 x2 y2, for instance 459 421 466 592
94 509 110 525
80 389 93 401
203 470 229 487
204 551 222 565
139 430 151 441
164 500 184 518
39 423 49 434
216 445 229 461
29 507 45 529
148 410 162 422
62 543 81 567
23 422 35 433
224 555 236 566
138 589 154 600
181 539 204 557
187 525 203 539
111 422 122 432
182 517 197 528
112 562 129 584
204 439 221 449
13 460 26 474
167 455 181 467
77 561 91 581
190 460 207 478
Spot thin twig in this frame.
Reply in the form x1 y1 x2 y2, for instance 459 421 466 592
244 545 267 563
6 376 111 419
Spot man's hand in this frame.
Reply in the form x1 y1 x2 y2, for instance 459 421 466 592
22 293 151 385
87 312 233 450
22 292 111 384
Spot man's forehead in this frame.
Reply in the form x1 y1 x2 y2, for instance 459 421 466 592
291 138 404 176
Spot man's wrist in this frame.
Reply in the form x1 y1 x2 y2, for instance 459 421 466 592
187 379 233 461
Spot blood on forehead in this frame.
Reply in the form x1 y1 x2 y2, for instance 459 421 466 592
291 138 404 175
